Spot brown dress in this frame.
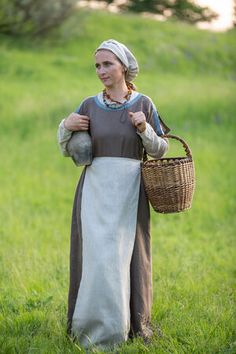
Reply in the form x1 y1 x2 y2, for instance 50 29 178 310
65 92 170 349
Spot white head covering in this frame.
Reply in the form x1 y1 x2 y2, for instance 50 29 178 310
95 39 139 82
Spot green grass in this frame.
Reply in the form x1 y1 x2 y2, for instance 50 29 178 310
0 9 235 354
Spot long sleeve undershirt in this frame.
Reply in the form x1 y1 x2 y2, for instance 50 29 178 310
137 122 168 158
57 119 72 157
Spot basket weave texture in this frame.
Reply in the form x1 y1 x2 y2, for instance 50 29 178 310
141 135 195 213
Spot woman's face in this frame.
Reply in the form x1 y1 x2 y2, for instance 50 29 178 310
95 50 126 88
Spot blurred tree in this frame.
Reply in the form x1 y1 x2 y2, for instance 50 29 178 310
100 0 218 24
0 0 78 36
233 0 236 27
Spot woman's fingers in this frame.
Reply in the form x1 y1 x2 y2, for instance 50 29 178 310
129 111 146 132
78 118 90 130
64 113 90 131
129 111 145 124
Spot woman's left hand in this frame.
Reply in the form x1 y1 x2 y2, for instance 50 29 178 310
129 111 146 133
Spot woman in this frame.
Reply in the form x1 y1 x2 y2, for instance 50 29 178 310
57 39 170 350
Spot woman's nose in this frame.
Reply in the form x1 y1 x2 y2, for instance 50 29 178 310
98 66 106 75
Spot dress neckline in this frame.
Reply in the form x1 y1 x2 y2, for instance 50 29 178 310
94 92 141 111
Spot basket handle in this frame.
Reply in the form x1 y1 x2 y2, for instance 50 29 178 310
143 134 192 161
163 134 193 158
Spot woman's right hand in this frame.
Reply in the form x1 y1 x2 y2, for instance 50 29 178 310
64 113 90 131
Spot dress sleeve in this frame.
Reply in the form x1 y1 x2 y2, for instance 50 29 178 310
57 119 73 157
137 96 171 158
147 100 170 136
57 100 87 157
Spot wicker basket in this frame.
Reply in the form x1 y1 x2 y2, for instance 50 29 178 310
141 134 195 213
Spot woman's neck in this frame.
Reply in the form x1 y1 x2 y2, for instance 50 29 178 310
105 82 129 101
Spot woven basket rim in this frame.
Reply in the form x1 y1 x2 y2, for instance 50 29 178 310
142 156 193 166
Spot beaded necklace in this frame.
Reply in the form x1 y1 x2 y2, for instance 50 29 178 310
102 85 133 110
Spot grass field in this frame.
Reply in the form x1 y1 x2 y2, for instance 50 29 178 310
0 9 235 354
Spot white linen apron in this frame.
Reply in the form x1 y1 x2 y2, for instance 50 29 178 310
72 157 141 348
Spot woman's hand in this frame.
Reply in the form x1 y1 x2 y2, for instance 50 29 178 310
129 111 146 133
64 113 90 131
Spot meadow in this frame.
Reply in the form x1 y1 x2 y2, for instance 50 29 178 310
0 9 235 353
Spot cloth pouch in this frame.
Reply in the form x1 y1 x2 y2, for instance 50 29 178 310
67 131 92 166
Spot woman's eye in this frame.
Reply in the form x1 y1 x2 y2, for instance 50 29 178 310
95 62 113 69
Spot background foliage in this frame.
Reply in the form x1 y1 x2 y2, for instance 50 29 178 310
0 7 235 354
95 0 217 23
0 0 218 37
0 0 77 36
